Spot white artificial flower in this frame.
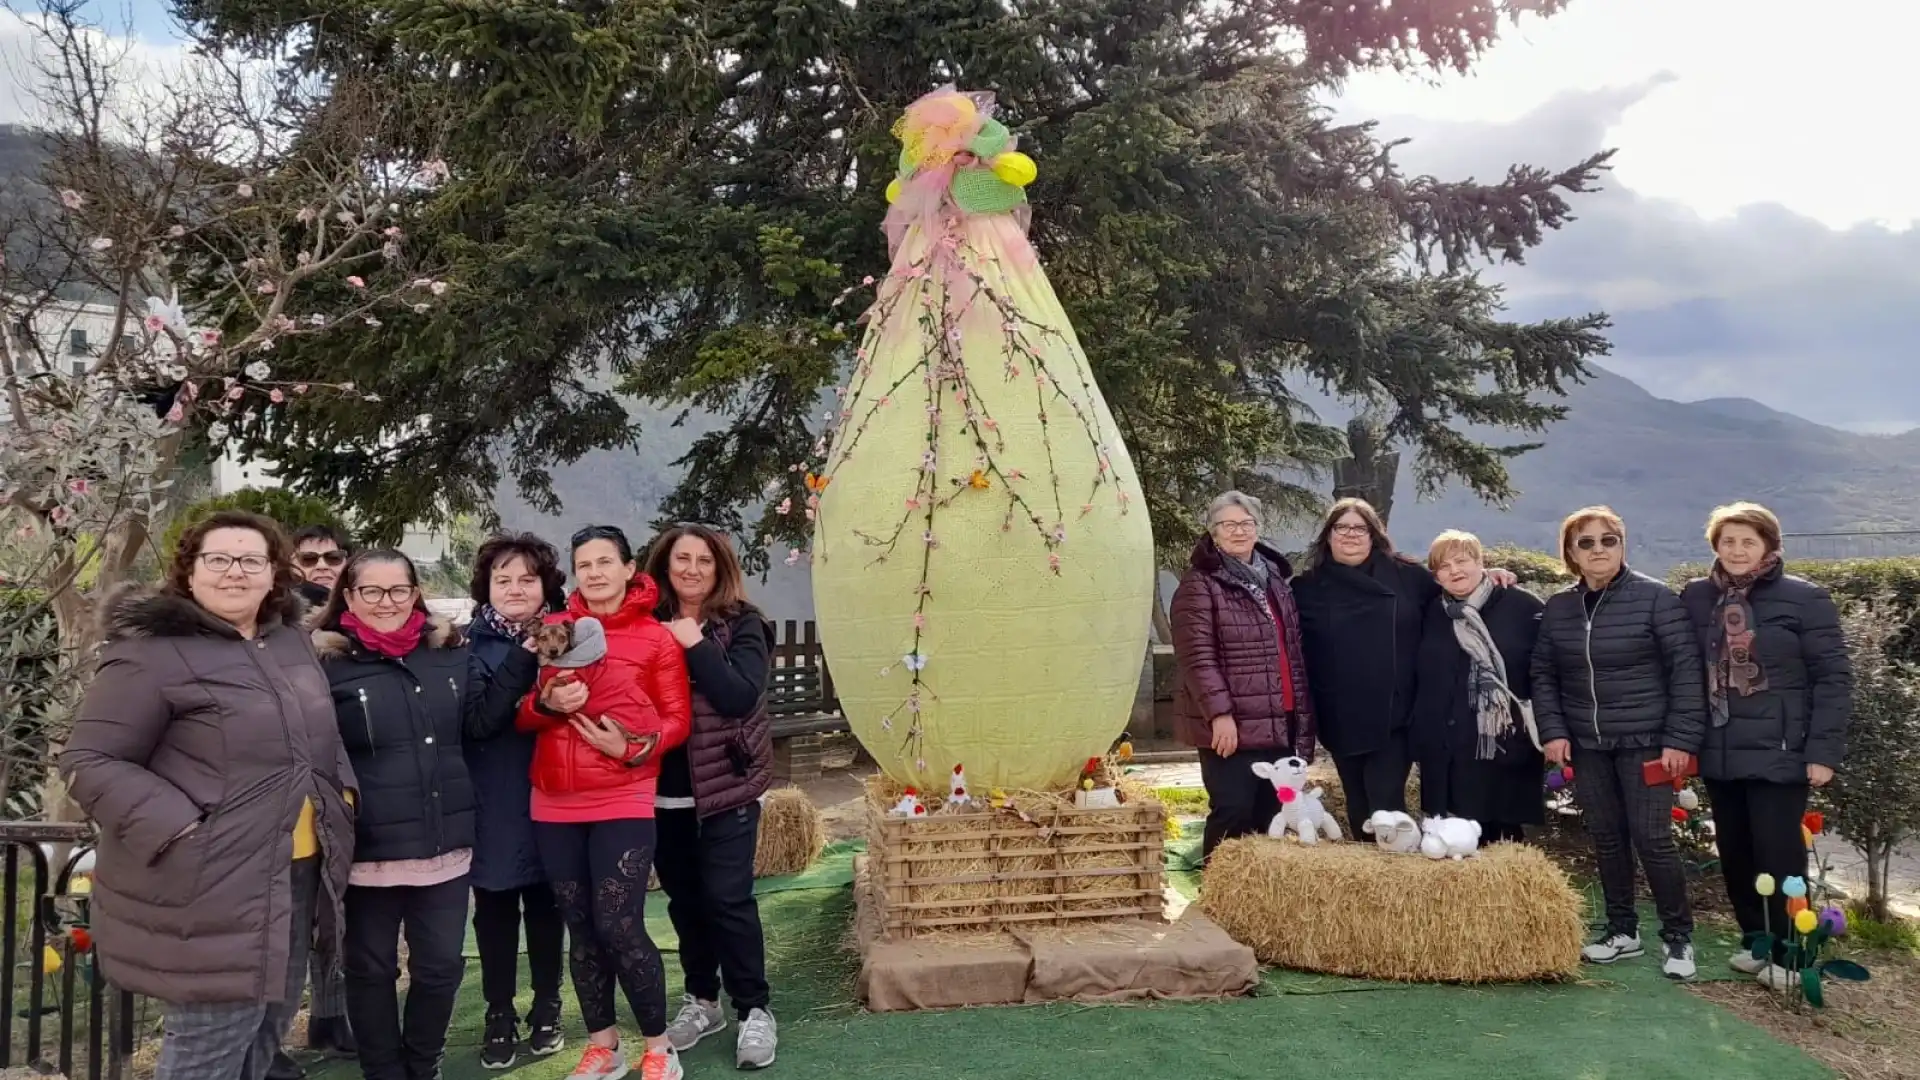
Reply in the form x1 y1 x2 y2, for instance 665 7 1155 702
244 360 271 381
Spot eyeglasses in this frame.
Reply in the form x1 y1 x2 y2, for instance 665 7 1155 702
1209 519 1257 535
295 550 347 569
1331 523 1371 537
1575 534 1622 552
351 584 417 605
198 552 271 575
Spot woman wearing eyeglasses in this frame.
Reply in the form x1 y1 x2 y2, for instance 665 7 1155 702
60 511 356 1080
311 550 538 1080
1532 505 1706 980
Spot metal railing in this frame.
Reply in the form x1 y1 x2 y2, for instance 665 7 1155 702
0 822 140 1080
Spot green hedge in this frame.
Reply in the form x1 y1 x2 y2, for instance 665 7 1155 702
1486 544 1574 587
0 587 60 819
1668 557 1920 664
161 488 350 559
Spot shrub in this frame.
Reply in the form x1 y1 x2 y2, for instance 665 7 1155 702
1668 557 1920 664
160 489 350 559
0 587 62 819
1821 600 1920 921
1485 544 1574 588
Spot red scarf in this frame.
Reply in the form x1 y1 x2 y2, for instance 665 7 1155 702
341 609 428 658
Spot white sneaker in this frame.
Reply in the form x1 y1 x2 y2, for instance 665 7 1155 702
1728 950 1768 975
1755 963 1795 992
1581 931 1644 964
1662 940 1697 981
637 1047 683 1080
736 1008 778 1070
663 995 726 1053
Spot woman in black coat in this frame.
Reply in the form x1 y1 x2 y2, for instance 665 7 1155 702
1680 502 1851 988
1291 499 1516 838
312 550 537 1080
1411 530 1545 843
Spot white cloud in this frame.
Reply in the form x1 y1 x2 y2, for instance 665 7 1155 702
0 9 190 128
1329 0 1919 230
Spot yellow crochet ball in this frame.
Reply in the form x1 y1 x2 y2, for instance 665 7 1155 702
991 151 1037 188
885 177 901 204
1794 908 1819 934
42 944 61 975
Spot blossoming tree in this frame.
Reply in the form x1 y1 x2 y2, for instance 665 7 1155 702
0 0 449 814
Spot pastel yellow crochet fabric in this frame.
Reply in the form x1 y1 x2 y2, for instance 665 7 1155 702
810 89 1154 793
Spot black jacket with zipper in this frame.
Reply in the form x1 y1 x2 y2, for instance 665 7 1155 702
1531 568 1707 753
1291 552 1438 758
313 616 537 864
1679 563 1852 782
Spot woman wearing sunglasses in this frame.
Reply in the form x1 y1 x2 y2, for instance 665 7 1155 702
1532 506 1706 980
311 551 538 1080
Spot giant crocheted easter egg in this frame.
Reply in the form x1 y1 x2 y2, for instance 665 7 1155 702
808 87 1154 793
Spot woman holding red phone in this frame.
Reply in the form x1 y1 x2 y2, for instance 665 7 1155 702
1680 503 1850 990
1531 506 1706 980
524 525 693 1080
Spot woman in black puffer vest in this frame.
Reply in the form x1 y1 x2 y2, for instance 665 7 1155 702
1532 506 1706 980
313 550 536 1080
1680 503 1850 988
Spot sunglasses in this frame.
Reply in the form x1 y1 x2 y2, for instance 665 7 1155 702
295 550 347 569
1575 534 1622 552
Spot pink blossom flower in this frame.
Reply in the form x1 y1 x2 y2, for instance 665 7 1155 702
269 389 285 403
167 224 185 238
59 189 84 210
199 329 221 347
256 281 277 295
164 402 184 424
89 237 113 252
235 183 253 198
776 498 792 515
346 275 365 289
785 549 802 566
67 479 91 496
293 384 309 394
383 226 403 239
143 315 167 333
227 386 245 401
50 506 71 527
297 207 317 223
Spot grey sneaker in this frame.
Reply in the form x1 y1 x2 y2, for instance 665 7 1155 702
664 995 726 1053
1728 949 1768 975
1580 931 1644 964
1755 963 1795 992
736 1008 777 1070
1662 940 1697 981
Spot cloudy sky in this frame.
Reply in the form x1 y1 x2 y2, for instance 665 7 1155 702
1330 0 1918 433
7 1 1914 431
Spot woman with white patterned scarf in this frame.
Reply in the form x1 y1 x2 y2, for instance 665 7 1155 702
1409 530 1547 843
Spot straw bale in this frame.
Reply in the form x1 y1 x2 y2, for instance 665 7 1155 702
755 786 828 876
1200 837 1584 983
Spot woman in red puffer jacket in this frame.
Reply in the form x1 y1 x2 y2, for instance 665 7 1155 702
520 526 692 1080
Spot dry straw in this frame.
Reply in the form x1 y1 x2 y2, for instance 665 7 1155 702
1201 837 1585 983
864 763 1166 939
754 786 828 876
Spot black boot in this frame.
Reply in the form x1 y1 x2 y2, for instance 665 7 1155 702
308 1016 357 1058
266 1048 305 1080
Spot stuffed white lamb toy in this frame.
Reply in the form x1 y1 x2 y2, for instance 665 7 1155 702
1251 756 1343 844
1363 810 1422 854
1418 816 1483 860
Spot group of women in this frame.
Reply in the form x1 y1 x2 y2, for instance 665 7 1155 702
61 516 781 1080
1173 494 1852 988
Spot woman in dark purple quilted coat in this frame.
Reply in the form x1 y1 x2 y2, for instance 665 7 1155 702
1170 491 1318 861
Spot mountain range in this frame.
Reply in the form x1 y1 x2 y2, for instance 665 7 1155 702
495 365 1920 624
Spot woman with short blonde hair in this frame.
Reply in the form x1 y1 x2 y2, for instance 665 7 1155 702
1680 502 1850 989
1410 530 1546 843
1532 505 1706 979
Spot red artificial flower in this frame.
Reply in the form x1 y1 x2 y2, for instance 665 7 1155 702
1562 766 1574 781
1671 807 1689 822
1082 757 1101 775
68 927 91 952
1803 811 1825 836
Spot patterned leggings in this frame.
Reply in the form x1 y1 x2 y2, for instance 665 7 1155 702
534 819 667 1037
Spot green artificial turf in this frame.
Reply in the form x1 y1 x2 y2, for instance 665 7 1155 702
309 837 1827 1080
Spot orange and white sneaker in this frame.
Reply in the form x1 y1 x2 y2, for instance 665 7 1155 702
569 1043 630 1079
639 1046 684 1080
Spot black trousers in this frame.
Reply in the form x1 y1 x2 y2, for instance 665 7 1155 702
656 803 771 1020
472 882 566 1012
1330 735 1411 840
342 876 470 1080
535 819 668 1038
1704 778 1808 961
1198 748 1281 861
1572 745 1694 943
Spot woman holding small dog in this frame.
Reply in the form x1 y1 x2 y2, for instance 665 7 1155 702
1679 503 1850 989
463 533 572 1068
525 525 693 1080
313 550 539 1080
644 524 779 1070
1410 530 1546 844
1169 491 1317 862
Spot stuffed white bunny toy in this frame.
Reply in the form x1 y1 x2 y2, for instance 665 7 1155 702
1250 756 1343 844
1363 810 1422 854
1418 816 1483 860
